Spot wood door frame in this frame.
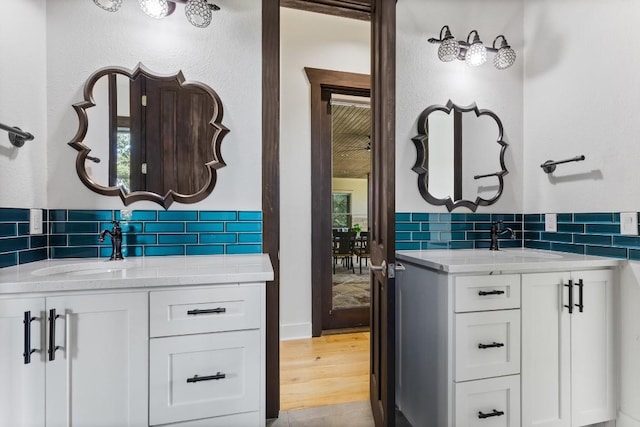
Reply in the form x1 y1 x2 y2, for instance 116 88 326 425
304 67 370 336
262 0 395 420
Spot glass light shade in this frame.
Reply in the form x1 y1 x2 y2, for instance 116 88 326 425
185 0 212 28
139 0 170 19
437 38 460 62
465 43 487 67
494 46 516 70
93 0 123 12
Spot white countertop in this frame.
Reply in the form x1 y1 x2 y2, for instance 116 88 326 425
396 248 621 274
0 254 274 295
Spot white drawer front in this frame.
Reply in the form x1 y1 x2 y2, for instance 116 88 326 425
149 330 260 426
455 310 520 381
455 275 521 312
150 286 261 337
455 375 521 427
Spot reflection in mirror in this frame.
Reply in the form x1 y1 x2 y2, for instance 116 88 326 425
412 100 507 212
69 63 229 208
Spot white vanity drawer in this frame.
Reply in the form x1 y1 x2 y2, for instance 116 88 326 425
455 274 520 312
149 330 260 426
454 310 520 382
150 285 261 337
455 375 521 427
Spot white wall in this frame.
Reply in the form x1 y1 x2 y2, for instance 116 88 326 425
0 1 47 209
523 0 640 213
280 8 369 339
46 0 262 210
396 0 524 213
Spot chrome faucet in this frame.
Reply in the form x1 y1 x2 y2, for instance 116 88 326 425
489 220 515 251
99 220 124 260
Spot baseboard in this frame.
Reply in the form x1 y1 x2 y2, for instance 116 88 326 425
280 322 312 341
618 411 640 427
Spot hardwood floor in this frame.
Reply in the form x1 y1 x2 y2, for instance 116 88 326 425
280 332 370 411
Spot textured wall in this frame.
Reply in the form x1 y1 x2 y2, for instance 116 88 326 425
46 0 262 211
396 0 525 213
0 1 47 209
523 0 640 213
396 0 524 214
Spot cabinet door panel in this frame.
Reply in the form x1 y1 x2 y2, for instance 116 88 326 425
45 292 148 427
570 269 616 426
522 272 571 427
0 298 45 427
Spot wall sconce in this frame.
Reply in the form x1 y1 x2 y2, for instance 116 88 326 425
428 26 516 70
93 0 220 28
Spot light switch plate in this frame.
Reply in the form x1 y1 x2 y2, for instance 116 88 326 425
545 213 557 232
620 212 638 235
29 209 43 235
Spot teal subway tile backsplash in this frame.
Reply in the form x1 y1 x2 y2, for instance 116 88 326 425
41 209 263 261
0 209 29 222
158 211 198 221
186 222 224 232
186 245 224 256
0 208 49 268
226 222 262 232
239 211 262 221
144 222 185 233
68 210 113 221
200 211 237 221
523 211 640 261
395 212 523 249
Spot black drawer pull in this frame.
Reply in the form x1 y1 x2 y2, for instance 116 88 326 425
187 307 226 315
478 290 505 296
564 280 574 314
186 372 226 383
48 309 62 361
478 409 505 419
23 311 37 364
575 279 584 312
478 342 505 349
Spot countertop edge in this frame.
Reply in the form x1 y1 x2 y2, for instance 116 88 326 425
396 250 622 274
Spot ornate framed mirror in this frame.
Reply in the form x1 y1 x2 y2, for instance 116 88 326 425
411 100 508 212
69 63 229 209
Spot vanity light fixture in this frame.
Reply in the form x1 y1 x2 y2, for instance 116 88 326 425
428 26 517 70
93 0 221 28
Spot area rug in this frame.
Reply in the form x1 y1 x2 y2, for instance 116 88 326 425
332 261 370 309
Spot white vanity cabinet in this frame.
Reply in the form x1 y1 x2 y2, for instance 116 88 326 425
521 270 615 427
0 254 272 427
396 265 521 427
0 292 148 427
148 285 265 426
395 249 619 427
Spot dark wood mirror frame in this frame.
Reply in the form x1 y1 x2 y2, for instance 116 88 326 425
411 100 508 212
68 63 229 209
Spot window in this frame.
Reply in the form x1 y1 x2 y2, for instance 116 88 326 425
332 193 351 228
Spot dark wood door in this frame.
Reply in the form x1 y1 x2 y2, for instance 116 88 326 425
369 0 396 425
129 75 215 195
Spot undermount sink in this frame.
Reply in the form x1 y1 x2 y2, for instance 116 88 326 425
498 249 563 259
421 249 563 261
31 261 134 277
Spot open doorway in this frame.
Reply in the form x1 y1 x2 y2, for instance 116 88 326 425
273 2 398 424
278 6 372 415
326 93 372 331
